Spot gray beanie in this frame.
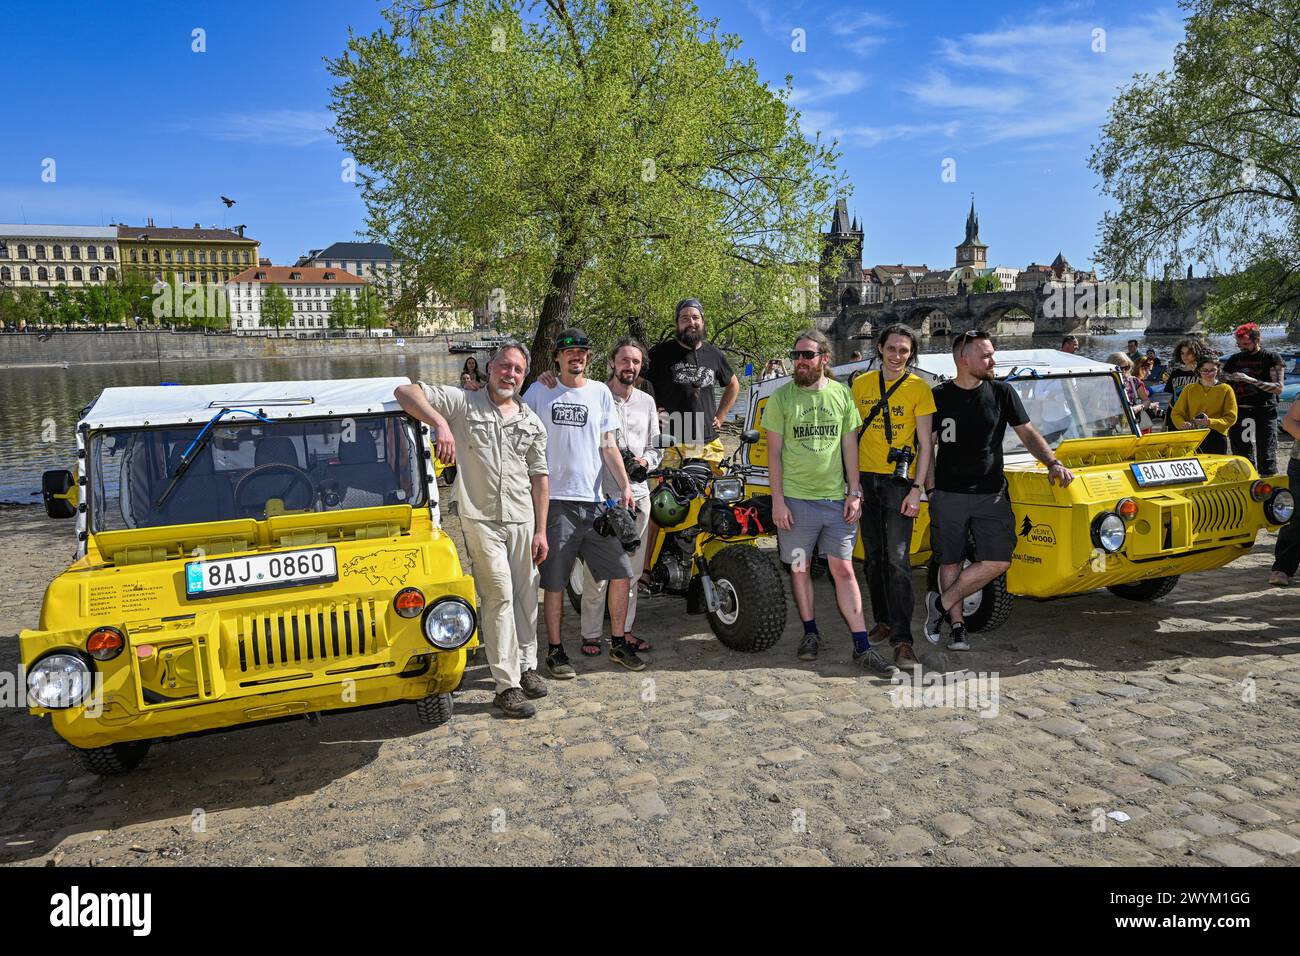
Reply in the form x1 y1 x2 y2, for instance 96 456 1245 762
674 298 703 319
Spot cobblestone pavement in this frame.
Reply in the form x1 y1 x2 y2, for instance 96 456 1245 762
1 504 1297 867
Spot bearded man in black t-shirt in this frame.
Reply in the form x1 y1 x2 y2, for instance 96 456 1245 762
646 298 739 466
923 331 1075 651
1222 323 1285 475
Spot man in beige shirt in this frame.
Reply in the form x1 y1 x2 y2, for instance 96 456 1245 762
395 341 550 719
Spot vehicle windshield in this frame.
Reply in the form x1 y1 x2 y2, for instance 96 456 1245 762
89 413 426 531
1002 372 1135 456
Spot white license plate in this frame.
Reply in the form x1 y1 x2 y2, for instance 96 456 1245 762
1130 458 1207 488
185 547 338 599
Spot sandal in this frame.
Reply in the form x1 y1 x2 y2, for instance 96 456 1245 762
623 632 651 653
580 639 603 656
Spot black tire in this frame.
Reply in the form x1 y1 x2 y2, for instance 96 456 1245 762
565 560 609 617
78 740 151 776
707 545 787 652
1107 576 1180 601
926 557 1013 634
415 692 454 726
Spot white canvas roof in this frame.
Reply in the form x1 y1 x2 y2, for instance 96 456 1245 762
80 377 413 430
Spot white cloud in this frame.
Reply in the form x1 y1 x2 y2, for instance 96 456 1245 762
900 8 1184 146
178 109 336 148
789 68 868 106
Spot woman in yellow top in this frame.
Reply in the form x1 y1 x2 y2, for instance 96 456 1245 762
1171 356 1238 454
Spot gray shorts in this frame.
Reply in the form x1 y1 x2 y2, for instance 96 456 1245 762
538 500 634 591
778 497 857 568
928 487 1016 565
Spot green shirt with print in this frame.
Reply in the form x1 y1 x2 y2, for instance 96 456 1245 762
762 378 862 500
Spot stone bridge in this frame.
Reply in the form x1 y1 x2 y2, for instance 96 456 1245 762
822 278 1216 341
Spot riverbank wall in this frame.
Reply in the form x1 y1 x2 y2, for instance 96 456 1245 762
0 332 461 368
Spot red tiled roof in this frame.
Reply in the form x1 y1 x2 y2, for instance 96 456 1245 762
228 266 366 284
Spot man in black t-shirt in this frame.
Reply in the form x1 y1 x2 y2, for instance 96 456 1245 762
646 298 738 465
1222 323 1284 475
923 331 1075 651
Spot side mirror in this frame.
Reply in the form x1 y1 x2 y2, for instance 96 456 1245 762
740 429 761 445
42 470 77 519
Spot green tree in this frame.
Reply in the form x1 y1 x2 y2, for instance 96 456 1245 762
1091 0 1300 330
970 273 1003 293
356 286 386 335
328 0 844 381
329 288 358 330
262 284 293 335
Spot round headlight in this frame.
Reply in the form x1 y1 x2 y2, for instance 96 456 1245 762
1266 488 1295 525
1092 512 1126 554
422 598 476 650
26 653 93 709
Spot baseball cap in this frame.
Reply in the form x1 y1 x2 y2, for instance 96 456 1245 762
554 328 591 351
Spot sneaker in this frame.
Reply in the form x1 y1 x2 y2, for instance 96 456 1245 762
493 688 536 719
853 646 896 675
609 642 647 671
545 645 576 679
868 623 891 645
519 668 548 699
1268 570 1292 587
893 643 920 670
947 624 971 652
924 591 949 644
797 632 820 661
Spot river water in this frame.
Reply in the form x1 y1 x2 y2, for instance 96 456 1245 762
2 329 1297 502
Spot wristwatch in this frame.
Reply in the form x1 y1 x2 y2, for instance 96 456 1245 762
848 488 864 498
910 482 922 490
1047 459 1063 469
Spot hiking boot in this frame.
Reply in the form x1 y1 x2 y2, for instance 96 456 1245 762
797 632 820 661
609 642 647 671
947 624 971 652
545 645 576 679
868 622 891 645
493 688 536 719
519 668 548 699
893 643 920 670
853 646 896 676
924 591 949 644
1268 570 1292 587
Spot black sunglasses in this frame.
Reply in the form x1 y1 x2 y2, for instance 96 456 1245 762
789 349 822 360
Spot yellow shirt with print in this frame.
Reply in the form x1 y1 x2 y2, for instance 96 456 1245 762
851 370 937 474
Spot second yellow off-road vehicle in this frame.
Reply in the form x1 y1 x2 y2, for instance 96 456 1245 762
743 350 1293 632
21 378 477 774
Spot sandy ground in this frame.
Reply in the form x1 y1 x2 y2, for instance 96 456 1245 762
2 453 1299 867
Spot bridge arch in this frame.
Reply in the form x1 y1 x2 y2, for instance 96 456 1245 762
901 304 952 337
978 301 1034 335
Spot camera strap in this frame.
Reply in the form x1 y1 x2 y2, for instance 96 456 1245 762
859 370 910 447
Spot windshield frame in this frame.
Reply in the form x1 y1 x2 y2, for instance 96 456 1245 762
994 368 1139 459
86 411 431 534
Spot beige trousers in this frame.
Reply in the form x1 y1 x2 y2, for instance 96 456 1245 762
461 519 539 693
579 494 651 642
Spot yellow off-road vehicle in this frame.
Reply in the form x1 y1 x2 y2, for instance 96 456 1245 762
743 350 1293 632
22 378 477 774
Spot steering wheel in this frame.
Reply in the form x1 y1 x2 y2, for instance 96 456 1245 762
234 463 316 518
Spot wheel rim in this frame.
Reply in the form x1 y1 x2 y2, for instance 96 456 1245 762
568 560 584 596
714 578 740 625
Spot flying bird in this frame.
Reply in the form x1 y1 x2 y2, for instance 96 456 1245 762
220 196 236 207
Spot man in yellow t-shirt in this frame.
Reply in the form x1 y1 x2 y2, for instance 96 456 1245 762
850 324 935 670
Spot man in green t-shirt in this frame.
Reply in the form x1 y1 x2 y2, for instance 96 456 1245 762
764 330 893 674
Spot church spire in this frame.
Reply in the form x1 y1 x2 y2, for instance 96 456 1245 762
964 197 981 245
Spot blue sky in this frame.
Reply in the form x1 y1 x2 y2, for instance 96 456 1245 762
0 1 1185 274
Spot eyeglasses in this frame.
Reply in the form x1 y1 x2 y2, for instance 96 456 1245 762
954 330 990 345
789 349 822 360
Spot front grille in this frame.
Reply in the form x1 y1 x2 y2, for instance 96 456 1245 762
233 599 380 673
1188 487 1247 536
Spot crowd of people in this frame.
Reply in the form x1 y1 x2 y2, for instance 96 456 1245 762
393 308 1297 719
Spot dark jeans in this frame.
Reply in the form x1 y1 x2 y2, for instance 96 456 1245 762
859 471 915 645
1229 407 1279 475
1273 458 1300 577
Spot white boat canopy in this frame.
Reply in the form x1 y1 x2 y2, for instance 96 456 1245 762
79 377 414 431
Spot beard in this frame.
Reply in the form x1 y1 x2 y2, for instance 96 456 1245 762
793 365 822 386
969 366 995 381
491 380 517 399
616 369 638 386
675 326 703 348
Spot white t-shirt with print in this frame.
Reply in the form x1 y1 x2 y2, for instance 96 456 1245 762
523 378 618 502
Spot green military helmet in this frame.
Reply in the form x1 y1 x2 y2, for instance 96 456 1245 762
650 483 691 527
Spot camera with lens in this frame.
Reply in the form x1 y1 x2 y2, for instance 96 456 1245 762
620 447 648 483
887 445 914 484
594 500 643 553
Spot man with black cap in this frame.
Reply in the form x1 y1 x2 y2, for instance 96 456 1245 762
646 298 740 466
523 328 643 677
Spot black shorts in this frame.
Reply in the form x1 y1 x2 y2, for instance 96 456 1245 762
929 486 1016 565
